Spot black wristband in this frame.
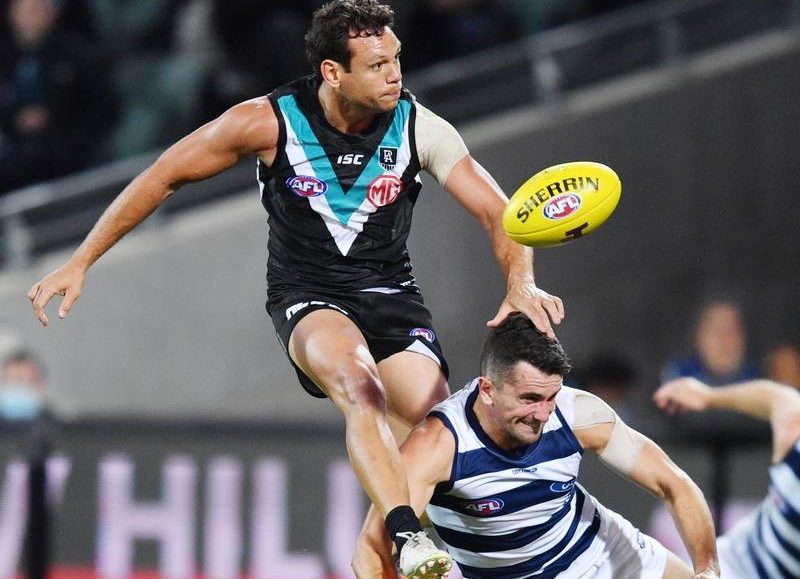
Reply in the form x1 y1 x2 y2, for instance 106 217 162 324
385 505 423 552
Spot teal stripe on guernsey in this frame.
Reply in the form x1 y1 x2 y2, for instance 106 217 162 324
277 95 411 225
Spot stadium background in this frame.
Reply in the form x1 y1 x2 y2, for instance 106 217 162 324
0 0 798 577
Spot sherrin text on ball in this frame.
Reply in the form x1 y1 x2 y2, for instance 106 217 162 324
502 161 621 247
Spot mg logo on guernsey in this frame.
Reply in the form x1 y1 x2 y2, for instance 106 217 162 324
543 193 581 220
287 175 327 197
463 498 504 516
367 174 403 207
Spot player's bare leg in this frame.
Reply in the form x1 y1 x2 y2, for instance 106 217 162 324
381 352 449 532
291 312 450 578
381 352 452 578
378 351 450 437
289 309 408 516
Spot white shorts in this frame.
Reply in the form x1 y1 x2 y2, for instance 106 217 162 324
557 499 668 579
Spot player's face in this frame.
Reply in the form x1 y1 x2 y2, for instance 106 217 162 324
481 363 562 450
339 27 402 113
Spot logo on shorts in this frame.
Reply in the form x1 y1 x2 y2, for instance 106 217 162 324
543 193 581 220
367 174 402 207
409 327 435 342
462 498 504 516
379 146 398 170
285 300 348 320
286 175 327 197
549 479 575 493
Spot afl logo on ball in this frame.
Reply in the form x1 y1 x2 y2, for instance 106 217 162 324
367 174 403 207
543 193 581 220
287 175 327 197
410 327 435 342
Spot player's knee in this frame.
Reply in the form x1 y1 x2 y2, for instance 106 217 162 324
329 365 388 415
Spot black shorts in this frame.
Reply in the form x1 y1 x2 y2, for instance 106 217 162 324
268 289 449 398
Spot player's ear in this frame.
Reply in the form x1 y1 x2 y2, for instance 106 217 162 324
478 377 495 404
320 59 341 87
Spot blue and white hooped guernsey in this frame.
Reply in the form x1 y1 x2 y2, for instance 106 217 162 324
718 438 800 578
426 381 601 579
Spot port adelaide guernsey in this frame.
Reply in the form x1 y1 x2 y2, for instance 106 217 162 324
258 74 467 300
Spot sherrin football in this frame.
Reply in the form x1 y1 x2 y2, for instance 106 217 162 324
502 161 621 247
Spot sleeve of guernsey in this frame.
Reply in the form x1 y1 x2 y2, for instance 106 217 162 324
572 390 647 477
414 102 469 186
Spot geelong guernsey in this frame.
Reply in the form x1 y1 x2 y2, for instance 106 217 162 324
427 382 601 579
260 74 464 301
718 438 800 578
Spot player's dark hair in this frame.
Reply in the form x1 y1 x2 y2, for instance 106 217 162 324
306 0 395 75
480 312 571 386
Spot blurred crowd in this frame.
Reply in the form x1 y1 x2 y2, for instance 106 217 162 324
0 0 649 197
570 297 800 430
2 0 796 425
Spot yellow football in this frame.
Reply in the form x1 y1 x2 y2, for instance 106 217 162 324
502 161 621 247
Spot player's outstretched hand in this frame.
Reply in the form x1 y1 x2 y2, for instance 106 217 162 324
653 377 713 416
27 262 86 326
487 281 564 338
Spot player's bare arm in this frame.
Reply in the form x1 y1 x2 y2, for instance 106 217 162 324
627 441 719 578
352 418 454 579
442 156 564 337
28 98 279 326
573 395 719 579
655 377 800 464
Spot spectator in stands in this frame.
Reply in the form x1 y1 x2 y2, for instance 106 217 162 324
199 0 321 122
586 0 650 18
89 0 204 159
401 0 517 70
575 351 639 424
498 0 587 37
661 299 760 386
764 342 800 389
0 0 116 195
50 0 97 42
0 348 47 421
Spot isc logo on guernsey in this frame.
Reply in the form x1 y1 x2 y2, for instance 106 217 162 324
287 175 327 197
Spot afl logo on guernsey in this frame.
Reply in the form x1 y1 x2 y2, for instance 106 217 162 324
367 174 403 207
287 175 327 197
463 498 504 516
543 193 581 220
410 327 435 342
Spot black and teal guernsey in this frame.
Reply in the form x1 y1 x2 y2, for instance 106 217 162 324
259 75 423 303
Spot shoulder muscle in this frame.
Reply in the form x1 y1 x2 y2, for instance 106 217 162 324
401 416 456 486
